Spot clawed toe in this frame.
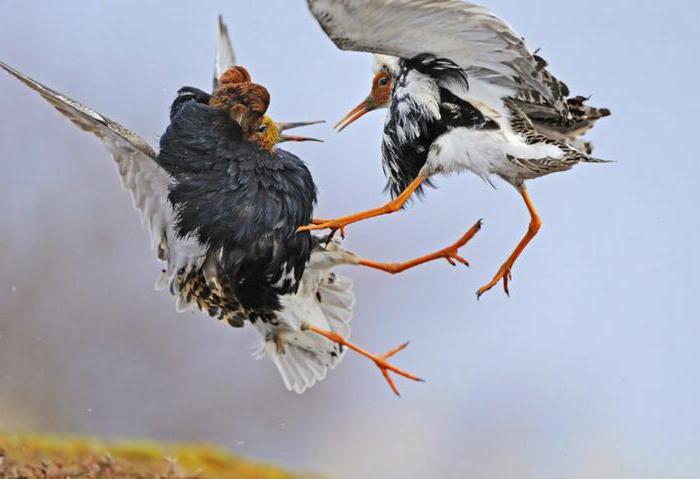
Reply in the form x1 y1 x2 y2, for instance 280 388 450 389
372 342 424 397
476 264 513 299
443 251 470 267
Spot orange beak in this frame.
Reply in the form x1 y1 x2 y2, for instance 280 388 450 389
334 97 376 132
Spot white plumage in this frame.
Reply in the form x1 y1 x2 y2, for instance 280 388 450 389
256 243 358 393
305 0 610 297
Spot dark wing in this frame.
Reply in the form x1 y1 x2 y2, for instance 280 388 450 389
170 86 211 120
159 102 317 312
0 60 207 294
307 0 569 113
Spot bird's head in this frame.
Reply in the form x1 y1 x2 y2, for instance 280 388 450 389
218 65 252 86
210 80 271 139
211 67 323 151
335 56 398 132
255 116 324 152
335 69 394 132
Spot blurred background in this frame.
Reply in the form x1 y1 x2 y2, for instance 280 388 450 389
1 1 698 478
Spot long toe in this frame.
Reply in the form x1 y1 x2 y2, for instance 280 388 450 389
371 344 424 396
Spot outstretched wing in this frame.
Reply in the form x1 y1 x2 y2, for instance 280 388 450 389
306 0 569 112
0 61 207 291
214 15 237 89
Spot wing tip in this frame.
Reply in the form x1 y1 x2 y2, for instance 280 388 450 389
214 14 237 88
0 59 25 82
217 14 227 36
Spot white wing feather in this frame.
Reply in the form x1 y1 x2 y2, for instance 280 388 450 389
307 0 568 111
0 61 206 290
213 15 237 88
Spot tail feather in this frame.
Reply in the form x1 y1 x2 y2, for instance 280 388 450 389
264 341 336 394
514 95 611 153
259 270 355 394
318 274 354 337
582 156 612 163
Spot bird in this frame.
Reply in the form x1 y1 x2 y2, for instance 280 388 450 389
0 16 480 395
301 0 611 298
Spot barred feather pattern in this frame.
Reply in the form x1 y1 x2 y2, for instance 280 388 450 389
169 263 283 329
504 99 608 182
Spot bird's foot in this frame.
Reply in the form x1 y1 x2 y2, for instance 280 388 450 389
307 325 423 396
369 342 424 397
438 219 483 268
298 218 347 241
440 249 470 267
476 262 513 299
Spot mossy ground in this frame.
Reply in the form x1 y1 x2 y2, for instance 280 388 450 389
0 434 321 479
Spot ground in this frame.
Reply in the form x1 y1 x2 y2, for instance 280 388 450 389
0 434 322 479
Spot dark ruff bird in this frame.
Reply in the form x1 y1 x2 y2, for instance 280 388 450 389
159 74 317 318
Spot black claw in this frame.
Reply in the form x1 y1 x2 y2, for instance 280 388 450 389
319 232 334 244
325 229 339 244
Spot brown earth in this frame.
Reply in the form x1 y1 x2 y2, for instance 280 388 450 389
0 434 323 479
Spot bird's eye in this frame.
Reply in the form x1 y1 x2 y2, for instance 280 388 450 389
378 77 390 86
257 124 268 133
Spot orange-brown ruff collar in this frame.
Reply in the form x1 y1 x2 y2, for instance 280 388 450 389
209 66 270 140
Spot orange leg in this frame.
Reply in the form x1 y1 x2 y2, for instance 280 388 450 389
306 325 423 396
477 186 542 298
298 174 428 238
357 219 482 274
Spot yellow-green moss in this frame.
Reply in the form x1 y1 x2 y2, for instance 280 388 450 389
0 433 321 479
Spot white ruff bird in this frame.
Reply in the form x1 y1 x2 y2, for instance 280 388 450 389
0 16 484 396
302 0 611 298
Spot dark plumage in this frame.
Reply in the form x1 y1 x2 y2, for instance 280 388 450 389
158 98 317 313
169 86 211 120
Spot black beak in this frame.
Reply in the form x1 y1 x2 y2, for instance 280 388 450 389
278 120 325 143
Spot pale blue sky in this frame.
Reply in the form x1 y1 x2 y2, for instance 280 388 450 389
1 1 698 478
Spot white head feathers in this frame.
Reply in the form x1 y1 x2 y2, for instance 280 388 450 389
372 54 400 75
